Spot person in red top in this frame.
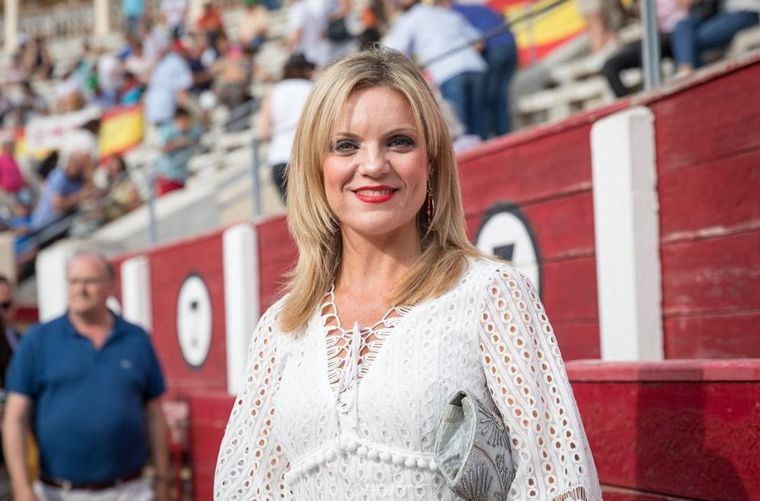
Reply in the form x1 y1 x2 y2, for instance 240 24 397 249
195 0 226 47
0 135 25 196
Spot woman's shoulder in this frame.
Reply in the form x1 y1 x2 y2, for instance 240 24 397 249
464 255 518 281
257 294 291 335
461 256 535 297
257 292 318 340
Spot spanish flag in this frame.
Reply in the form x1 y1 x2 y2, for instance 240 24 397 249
489 0 587 64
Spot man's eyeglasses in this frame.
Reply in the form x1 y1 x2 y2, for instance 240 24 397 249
67 278 111 287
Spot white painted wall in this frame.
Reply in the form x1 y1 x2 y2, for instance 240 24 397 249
35 240 80 321
121 255 152 332
590 106 663 361
222 223 260 396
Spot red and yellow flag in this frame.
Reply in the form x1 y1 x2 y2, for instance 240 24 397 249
488 0 587 64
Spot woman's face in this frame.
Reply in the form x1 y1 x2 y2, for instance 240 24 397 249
323 86 429 241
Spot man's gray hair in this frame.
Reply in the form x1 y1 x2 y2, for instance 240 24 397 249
59 130 98 170
66 250 116 281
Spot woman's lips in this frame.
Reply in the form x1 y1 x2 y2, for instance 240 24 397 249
353 187 397 204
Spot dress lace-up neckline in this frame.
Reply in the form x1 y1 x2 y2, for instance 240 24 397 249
320 285 413 393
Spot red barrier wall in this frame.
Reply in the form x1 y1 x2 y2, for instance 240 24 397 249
458 105 625 360
648 58 760 358
568 360 760 500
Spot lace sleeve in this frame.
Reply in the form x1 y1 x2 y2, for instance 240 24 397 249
479 266 602 501
214 306 290 500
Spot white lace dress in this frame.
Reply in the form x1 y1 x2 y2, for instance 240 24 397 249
214 258 601 500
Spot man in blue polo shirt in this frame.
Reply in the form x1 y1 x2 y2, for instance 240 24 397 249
2 252 169 501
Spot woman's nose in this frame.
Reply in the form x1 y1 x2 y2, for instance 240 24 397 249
357 146 388 175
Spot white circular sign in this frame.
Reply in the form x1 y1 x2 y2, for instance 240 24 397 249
476 203 542 295
176 274 213 369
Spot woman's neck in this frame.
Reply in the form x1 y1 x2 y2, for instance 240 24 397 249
336 225 422 302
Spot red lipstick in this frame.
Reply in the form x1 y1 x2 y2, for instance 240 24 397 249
353 185 397 204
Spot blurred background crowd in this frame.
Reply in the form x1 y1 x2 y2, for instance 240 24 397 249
0 0 756 292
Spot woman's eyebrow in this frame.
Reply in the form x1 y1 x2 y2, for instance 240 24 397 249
333 127 419 137
384 127 419 136
332 131 361 139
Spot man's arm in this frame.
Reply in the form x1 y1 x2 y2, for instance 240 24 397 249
51 188 90 213
146 398 169 501
2 393 38 501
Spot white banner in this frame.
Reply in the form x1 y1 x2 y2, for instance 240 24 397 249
24 106 101 151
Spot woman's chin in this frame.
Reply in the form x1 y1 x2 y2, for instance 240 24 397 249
341 216 417 240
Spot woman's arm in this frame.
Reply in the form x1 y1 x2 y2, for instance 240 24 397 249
214 304 290 500
479 265 602 500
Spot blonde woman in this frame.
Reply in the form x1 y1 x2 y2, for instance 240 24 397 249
214 48 601 500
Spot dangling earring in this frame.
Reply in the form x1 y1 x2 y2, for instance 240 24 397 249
425 183 435 227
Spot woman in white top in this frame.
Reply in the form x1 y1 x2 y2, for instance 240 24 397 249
215 48 601 500
256 54 315 200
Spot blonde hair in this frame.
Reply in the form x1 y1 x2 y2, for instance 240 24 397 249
280 47 479 332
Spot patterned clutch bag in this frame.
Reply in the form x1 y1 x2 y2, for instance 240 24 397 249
434 390 516 501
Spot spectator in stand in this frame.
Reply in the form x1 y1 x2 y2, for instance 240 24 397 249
454 1 517 136
577 0 618 54
196 0 226 48
15 82 48 124
96 48 125 107
602 0 687 96
142 15 171 65
0 91 13 126
119 71 145 105
357 0 386 49
238 0 270 52
72 155 143 235
211 41 254 108
0 134 26 197
125 37 153 84
0 136 33 255
3 191 35 256
162 0 188 39
186 35 214 94
671 0 760 76
72 41 100 104
287 0 330 68
384 0 488 138
123 0 145 38
100 155 142 222
145 41 193 126
154 107 202 196
53 66 85 113
195 31 216 68
21 37 54 80
322 0 356 63
30 133 97 231
256 54 314 200
3 52 26 86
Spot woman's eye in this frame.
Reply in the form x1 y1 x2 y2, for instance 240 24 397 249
388 136 415 149
332 140 358 153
